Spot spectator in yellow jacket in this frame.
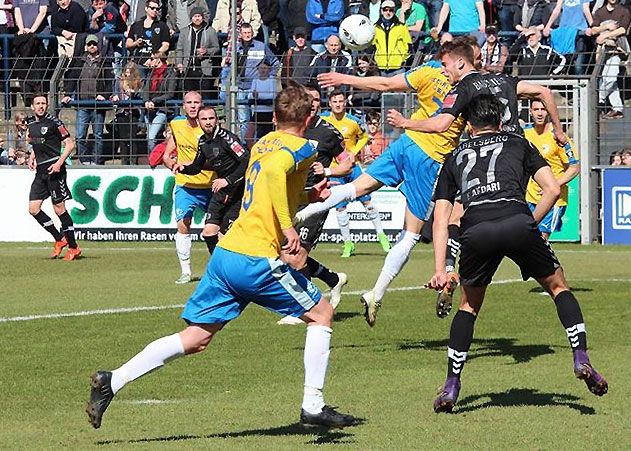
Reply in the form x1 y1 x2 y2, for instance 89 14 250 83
372 0 413 74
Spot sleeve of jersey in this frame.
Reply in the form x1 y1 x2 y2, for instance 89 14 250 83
327 123 346 158
524 141 550 176
351 124 369 155
403 66 428 91
562 138 579 165
55 118 71 140
433 158 458 203
266 150 297 230
226 137 250 184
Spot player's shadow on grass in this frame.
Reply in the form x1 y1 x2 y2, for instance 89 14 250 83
454 388 596 415
96 420 365 446
529 286 592 294
333 311 362 322
399 338 556 364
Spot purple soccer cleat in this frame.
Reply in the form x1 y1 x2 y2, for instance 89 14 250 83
573 350 608 397
434 377 461 413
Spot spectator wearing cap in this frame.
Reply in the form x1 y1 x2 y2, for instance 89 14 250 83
306 0 346 53
126 0 171 80
61 34 115 164
373 0 413 74
176 6 220 100
509 26 566 76
481 25 509 73
167 0 208 34
51 0 88 57
282 26 316 86
433 0 485 45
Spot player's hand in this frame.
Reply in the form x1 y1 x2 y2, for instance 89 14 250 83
317 72 346 89
28 155 36 171
542 26 551 37
281 227 301 254
553 129 567 146
311 161 325 175
171 163 185 174
387 109 407 129
212 178 229 192
426 271 449 291
47 162 61 174
308 178 331 203
337 155 354 174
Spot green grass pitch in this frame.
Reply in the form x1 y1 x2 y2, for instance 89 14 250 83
0 242 629 449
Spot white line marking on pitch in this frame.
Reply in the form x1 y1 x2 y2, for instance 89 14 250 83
120 399 179 405
0 278 627 324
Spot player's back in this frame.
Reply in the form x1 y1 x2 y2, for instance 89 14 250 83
404 61 465 163
219 130 317 258
171 116 212 188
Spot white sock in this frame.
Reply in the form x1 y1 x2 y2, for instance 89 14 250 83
302 325 332 414
296 184 357 223
175 232 192 275
365 204 384 234
373 231 420 302
336 209 352 242
110 333 185 394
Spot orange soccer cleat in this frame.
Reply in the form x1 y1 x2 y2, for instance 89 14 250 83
63 247 82 261
51 237 68 259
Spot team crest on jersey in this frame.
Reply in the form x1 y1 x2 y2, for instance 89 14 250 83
40 126 48 134
230 141 245 156
443 94 457 109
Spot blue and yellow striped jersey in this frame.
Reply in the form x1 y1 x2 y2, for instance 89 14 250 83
404 61 465 163
170 116 213 188
219 130 317 258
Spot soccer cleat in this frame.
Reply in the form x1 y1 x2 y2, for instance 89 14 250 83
573 351 608 396
277 315 304 325
340 240 355 258
436 272 459 319
434 377 461 413
63 247 82 261
86 371 114 429
300 405 358 428
50 236 68 258
377 232 391 253
175 273 192 284
329 272 348 309
360 290 381 327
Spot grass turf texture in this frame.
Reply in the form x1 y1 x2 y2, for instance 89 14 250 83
0 242 629 449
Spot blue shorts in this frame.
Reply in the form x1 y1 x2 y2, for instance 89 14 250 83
528 203 567 234
330 164 371 208
366 134 441 221
174 185 212 222
181 247 322 324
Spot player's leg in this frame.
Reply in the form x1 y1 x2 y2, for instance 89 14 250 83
361 198 390 253
54 201 81 260
436 202 464 318
201 223 220 254
336 206 355 257
173 186 210 283
434 284 486 413
175 217 193 283
536 267 608 396
28 198 66 257
362 207 422 327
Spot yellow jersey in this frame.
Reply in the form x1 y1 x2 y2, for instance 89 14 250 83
219 130 317 258
525 124 578 206
170 116 213 189
320 111 369 156
404 61 465 163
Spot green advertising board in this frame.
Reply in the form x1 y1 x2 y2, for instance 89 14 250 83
550 177 580 242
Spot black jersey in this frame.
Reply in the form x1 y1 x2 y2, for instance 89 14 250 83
435 132 548 228
442 71 522 135
26 114 71 168
304 116 345 189
181 127 250 185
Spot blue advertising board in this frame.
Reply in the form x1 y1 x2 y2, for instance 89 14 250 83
602 168 631 244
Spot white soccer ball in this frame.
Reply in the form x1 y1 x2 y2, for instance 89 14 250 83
339 14 376 51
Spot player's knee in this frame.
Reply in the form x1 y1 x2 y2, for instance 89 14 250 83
28 206 40 216
397 230 420 246
336 210 350 228
52 203 66 216
315 298 334 324
177 218 192 234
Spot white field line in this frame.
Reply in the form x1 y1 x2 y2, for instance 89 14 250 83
120 399 179 405
2 277 628 324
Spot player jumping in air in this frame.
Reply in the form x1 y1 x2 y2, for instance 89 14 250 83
427 95 607 413
27 94 81 260
86 86 358 430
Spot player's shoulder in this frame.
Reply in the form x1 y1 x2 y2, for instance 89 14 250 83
345 113 363 127
320 111 332 119
170 115 187 125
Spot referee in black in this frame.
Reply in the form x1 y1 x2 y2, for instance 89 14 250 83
27 94 81 260
172 106 249 255
427 95 607 413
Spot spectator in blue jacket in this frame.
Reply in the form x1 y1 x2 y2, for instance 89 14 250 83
306 0 346 53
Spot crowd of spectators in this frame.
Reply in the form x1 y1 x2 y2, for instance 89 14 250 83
1 0 631 165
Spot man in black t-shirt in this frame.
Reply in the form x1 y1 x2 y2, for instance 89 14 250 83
173 106 249 255
125 0 170 77
27 94 82 261
427 95 608 414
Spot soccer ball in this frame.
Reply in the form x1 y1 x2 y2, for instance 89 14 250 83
339 14 376 51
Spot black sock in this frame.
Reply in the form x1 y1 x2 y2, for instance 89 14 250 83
306 257 339 288
58 211 77 248
554 290 587 351
445 225 460 273
203 235 219 255
299 264 312 280
33 211 63 241
447 310 477 379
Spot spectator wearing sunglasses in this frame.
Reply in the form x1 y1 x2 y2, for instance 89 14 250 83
373 0 413 74
126 0 170 79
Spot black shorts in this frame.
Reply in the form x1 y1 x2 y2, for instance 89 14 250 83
297 209 328 251
458 213 560 287
205 185 243 234
29 166 72 204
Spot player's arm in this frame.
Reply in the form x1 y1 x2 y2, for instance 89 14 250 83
556 161 580 187
162 134 177 169
517 81 566 145
388 110 456 133
532 166 561 223
350 124 369 155
225 141 250 185
317 71 411 92
176 144 207 175
48 122 74 173
267 149 301 253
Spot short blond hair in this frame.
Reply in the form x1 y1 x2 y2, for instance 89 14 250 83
274 86 312 127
